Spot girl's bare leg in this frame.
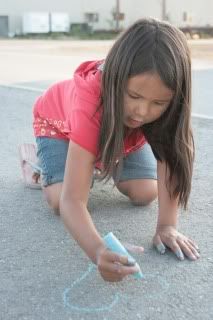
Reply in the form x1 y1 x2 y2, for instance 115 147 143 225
41 178 157 216
116 179 157 206
42 183 63 215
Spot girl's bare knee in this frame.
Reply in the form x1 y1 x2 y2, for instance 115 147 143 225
44 192 60 212
117 180 158 206
130 191 157 206
42 183 62 214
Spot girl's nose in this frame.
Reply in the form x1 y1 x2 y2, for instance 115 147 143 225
136 101 149 118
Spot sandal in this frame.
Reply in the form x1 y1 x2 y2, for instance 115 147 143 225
18 143 42 189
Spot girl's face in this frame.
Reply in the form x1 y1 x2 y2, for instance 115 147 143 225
123 72 174 128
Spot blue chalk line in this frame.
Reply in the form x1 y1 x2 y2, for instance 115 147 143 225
63 263 124 313
63 264 170 314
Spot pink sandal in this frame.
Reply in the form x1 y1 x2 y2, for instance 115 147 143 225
18 143 42 189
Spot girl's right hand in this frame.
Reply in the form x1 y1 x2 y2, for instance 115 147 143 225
96 246 140 282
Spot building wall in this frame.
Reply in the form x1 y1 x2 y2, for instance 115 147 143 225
167 0 213 27
119 0 160 28
0 0 213 35
0 0 84 35
0 0 162 34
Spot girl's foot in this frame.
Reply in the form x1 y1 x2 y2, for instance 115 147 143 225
32 171 41 184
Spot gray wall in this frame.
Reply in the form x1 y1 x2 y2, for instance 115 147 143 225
0 0 213 36
167 0 213 26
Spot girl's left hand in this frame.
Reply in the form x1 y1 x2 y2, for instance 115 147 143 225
153 225 200 261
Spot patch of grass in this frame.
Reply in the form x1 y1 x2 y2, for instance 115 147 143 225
70 31 118 40
14 27 121 40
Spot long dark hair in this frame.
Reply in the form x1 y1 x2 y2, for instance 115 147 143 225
97 18 194 209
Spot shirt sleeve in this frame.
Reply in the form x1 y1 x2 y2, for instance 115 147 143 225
67 108 101 157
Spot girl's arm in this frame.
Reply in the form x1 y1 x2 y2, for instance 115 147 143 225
154 160 200 261
156 160 178 228
60 140 105 264
59 140 139 281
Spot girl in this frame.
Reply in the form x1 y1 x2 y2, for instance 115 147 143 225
20 18 200 282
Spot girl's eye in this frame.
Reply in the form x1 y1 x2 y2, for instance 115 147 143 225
128 94 140 99
155 102 165 106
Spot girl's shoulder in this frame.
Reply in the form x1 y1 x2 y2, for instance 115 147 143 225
73 60 104 105
38 59 104 105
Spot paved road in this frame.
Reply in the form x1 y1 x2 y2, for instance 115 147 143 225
192 69 213 118
2 67 213 119
0 39 213 118
0 85 213 320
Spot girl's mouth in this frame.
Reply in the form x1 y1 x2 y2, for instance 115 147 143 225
128 118 143 127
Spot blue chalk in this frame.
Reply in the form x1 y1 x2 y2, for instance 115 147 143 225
103 232 144 279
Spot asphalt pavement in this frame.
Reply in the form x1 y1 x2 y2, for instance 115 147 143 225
0 79 213 320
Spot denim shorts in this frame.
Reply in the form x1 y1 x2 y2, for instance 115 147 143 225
35 137 157 187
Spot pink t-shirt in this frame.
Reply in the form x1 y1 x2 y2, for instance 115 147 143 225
33 60 146 159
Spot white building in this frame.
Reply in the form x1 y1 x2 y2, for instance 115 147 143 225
0 0 213 37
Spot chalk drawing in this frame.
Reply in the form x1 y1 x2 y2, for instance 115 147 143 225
63 263 170 314
63 263 129 313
